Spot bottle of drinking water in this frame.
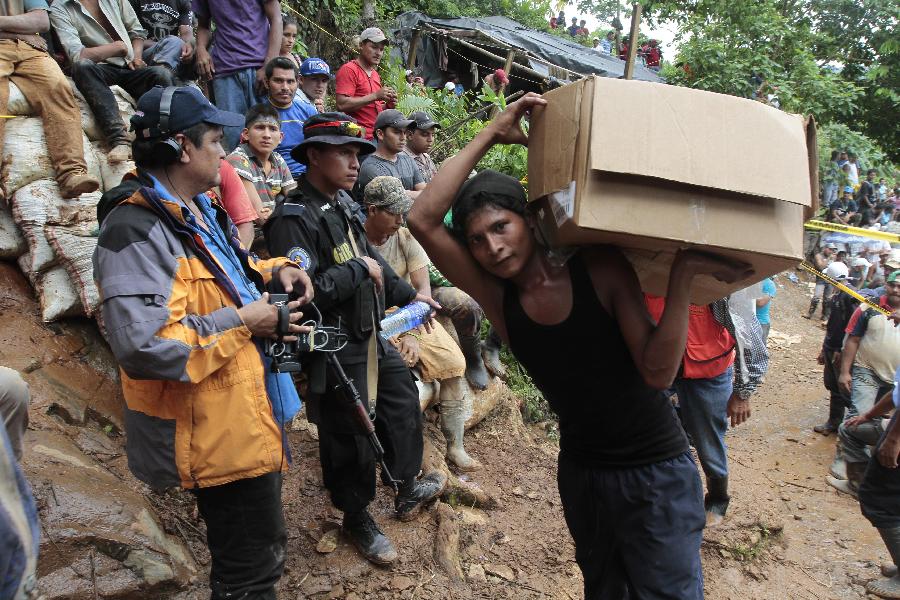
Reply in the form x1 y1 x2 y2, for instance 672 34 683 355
380 301 432 339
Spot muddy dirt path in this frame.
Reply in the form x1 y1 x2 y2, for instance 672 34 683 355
7 260 889 599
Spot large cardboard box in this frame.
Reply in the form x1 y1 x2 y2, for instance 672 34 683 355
527 76 818 304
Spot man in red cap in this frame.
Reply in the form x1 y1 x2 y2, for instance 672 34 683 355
483 68 509 94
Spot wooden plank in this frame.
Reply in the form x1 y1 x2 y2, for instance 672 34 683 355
623 3 642 80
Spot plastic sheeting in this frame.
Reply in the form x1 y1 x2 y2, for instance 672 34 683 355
394 11 664 88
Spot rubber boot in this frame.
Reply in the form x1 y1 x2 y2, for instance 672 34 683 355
395 471 447 522
826 460 866 498
867 526 900 598
459 334 490 390
829 438 847 480
439 377 481 472
343 508 398 566
482 327 506 378
704 476 730 528
803 297 819 319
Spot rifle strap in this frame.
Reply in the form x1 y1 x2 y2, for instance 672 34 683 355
346 222 378 410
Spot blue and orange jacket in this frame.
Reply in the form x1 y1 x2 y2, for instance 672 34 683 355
93 172 297 489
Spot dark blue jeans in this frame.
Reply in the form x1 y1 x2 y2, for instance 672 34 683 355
557 451 705 600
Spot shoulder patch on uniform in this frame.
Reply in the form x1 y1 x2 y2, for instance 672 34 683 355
282 202 307 216
287 246 312 270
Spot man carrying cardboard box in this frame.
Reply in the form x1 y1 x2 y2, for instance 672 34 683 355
408 93 753 600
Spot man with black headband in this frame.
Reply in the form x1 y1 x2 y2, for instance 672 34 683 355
264 112 447 566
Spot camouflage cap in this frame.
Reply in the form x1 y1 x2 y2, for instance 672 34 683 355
364 176 413 214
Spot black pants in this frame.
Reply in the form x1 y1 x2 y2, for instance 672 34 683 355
557 451 705 600
859 413 900 529
317 343 423 514
70 60 173 146
823 348 851 421
193 472 286 600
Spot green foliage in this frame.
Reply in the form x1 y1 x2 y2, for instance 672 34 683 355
817 122 898 180
642 0 899 162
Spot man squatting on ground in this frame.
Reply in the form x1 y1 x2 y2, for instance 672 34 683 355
92 85 314 599
363 175 481 471
264 112 448 566
408 93 754 599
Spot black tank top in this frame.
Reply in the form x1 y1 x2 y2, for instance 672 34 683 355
502 252 688 467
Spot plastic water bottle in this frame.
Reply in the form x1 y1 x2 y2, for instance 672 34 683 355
380 301 432 339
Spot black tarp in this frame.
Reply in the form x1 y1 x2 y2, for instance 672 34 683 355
393 11 663 89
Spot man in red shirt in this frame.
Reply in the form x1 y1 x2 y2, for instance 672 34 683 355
335 27 397 140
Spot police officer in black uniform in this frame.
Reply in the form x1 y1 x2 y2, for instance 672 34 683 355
264 113 446 566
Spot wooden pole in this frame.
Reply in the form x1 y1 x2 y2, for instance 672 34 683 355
451 36 547 82
406 29 421 70
615 5 622 58
623 3 642 80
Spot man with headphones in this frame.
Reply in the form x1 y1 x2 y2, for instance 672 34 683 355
92 85 314 599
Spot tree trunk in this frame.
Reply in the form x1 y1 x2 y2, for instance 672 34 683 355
362 0 375 26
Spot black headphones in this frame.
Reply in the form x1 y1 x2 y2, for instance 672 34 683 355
153 86 183 164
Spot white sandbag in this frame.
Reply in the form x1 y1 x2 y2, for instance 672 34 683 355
45 224 99 316
0 203 26 259
11 179 100 273
37 265 84 321
2 117 101 195
93 141 134 191
70 79 136 143
7 81 33 116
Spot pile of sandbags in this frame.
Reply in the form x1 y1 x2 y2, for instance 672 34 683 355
2 79 137 321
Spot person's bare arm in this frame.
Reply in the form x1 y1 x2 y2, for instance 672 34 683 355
589 247 752 390
178 23 193 43
335 92 383 113
239 179 266 222
129 37 145 69
408 94 547 336
405 189 421 199
756 296 771 309
80 40 129 62
195 16 213 79
413 182 427 191
409 266 431 297
877 412 900 469
257 0 282 90
237 222 255 249
838 334 861 394
0 9 49 33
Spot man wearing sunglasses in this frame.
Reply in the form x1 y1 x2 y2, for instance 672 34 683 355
264 112 447 566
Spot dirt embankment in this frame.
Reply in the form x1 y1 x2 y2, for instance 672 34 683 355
4 261 891 599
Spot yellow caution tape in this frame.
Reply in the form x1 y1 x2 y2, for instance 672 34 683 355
798 261 892 318
804 220 900 244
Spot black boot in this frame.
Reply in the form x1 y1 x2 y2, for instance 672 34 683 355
394 471 447 522
814 397 845 434
704 476 730 527
867 526 900 598
803 297 819 319
482 326 506 378
459 334 490 390
342 509 398 566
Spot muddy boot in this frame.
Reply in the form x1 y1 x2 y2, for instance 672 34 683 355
482 327 505 378
867 526 900 598
395 471 447 522
826 460 865 498
108 144 131 164
814 401 844 435
803 297 819 319
342 508 398 566
882 564 899 578
704 476 730 528
459 334 490 390
829 439 847 480
440 378 481 472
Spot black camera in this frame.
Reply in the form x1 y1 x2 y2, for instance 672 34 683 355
263 294 347 373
